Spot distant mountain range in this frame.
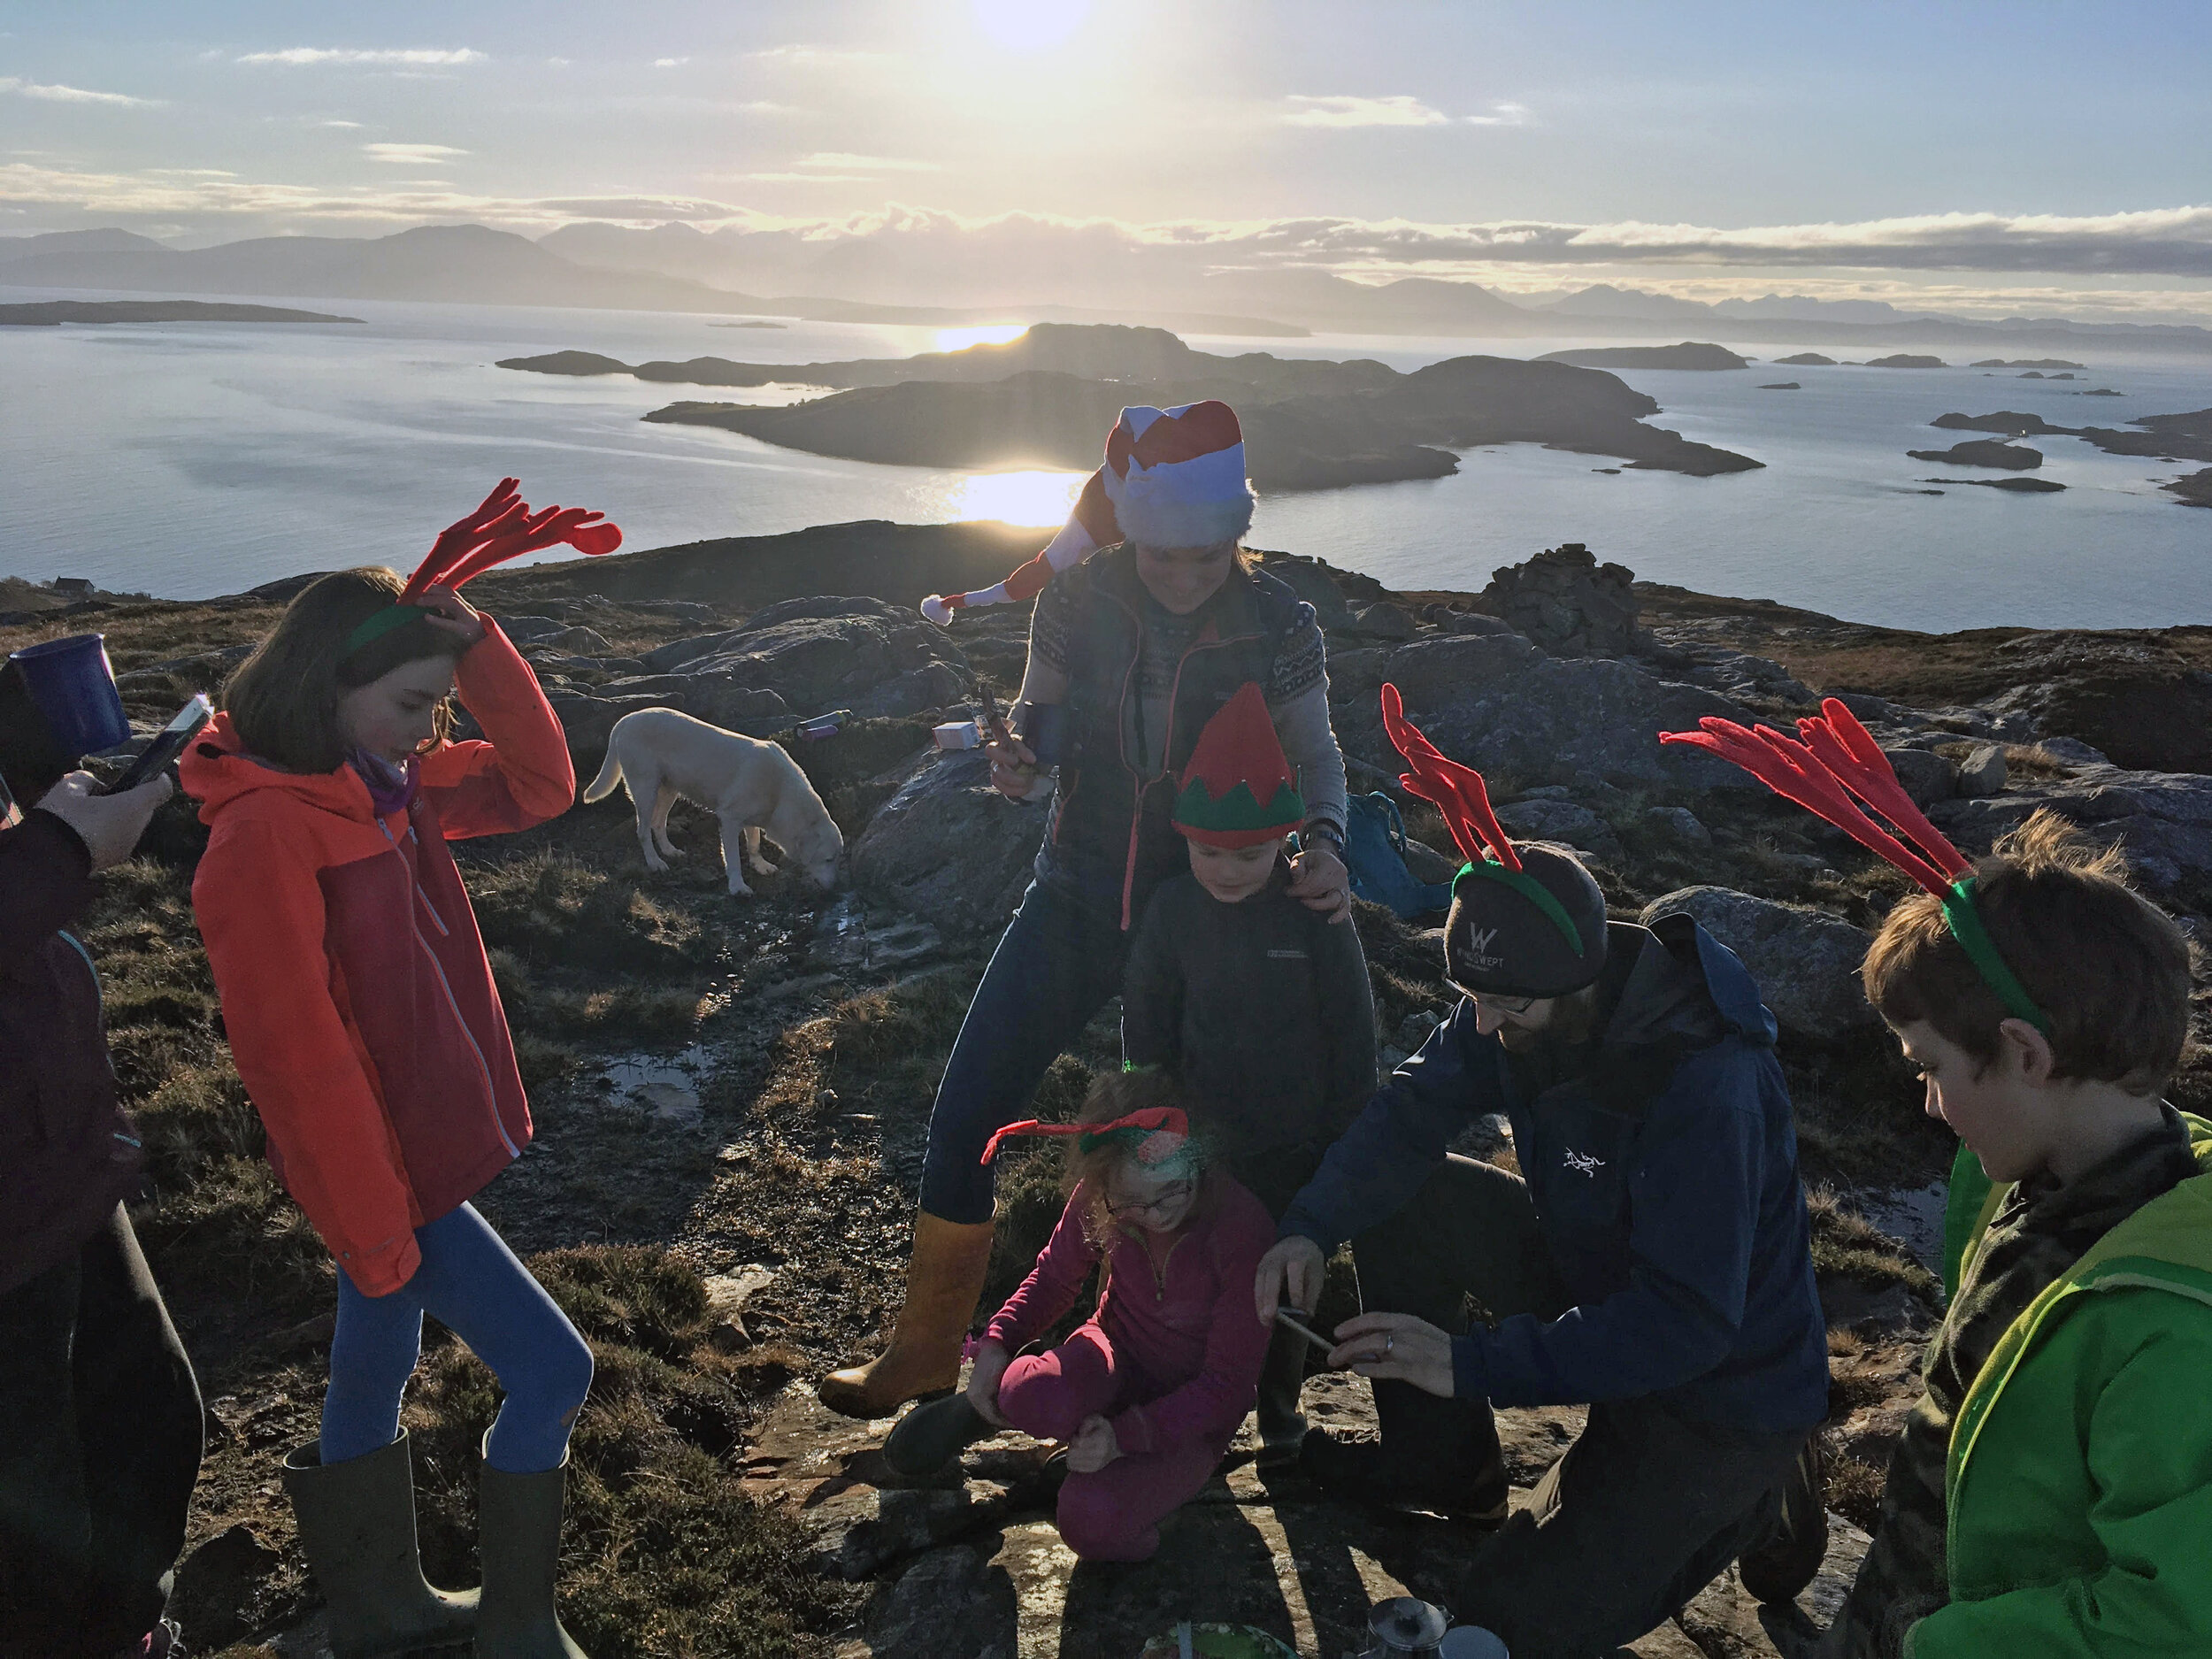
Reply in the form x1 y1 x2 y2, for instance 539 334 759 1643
5 221 2210 355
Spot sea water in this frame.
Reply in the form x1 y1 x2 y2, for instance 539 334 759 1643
2 288 2207 631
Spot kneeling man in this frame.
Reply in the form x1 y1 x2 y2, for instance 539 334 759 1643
1256 688 1830 1658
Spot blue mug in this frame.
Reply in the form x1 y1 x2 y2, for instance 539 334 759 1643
8 634 132 758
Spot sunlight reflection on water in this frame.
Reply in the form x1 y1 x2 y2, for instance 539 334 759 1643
944 467 1086 526
932 323 1029 353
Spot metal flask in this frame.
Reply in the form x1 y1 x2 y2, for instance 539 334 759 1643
1359 1596 1451 1657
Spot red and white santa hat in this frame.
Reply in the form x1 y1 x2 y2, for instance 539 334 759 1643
920 400 1256 626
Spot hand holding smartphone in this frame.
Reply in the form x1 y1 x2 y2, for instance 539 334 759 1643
99 695 213 795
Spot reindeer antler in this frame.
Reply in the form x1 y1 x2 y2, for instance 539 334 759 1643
396 480 622 603
1380 683 1522 872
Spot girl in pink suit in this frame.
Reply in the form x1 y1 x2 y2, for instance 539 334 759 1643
885 1074 1275 1563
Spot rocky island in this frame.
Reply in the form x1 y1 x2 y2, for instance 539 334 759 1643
1930 405 2212 504
497 324 1763 484
0 298 362 326
17 524 2211 1655
1537 342 1751 370
1862 354 1946 369
1970 358 2085 370
1907 440 2042 470
1774 352 1837 366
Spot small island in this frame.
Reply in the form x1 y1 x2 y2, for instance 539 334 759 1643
1773 352 1836 366
1758 381 1801 390
1908 440 2043 470
1862 354 1947 369
1536 342 1749 371
1970 357 2085 369
0 299 362 327
1936 477 2068 493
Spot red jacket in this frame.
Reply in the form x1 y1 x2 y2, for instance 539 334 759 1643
180 622 572 1295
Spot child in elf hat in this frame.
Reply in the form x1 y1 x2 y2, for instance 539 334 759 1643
182 480 619 1659
883 1071 1276 1563
1665 704 2211 1659
1120 680 1376 1463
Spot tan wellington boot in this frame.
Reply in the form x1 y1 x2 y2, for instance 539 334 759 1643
280 1432 477 1659
476 1439 589 1659
818 1211 995 1419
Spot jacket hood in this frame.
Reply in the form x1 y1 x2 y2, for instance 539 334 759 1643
1606 915 1777 1050
180 711 379 824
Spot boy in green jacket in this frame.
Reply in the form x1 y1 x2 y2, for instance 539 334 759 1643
1664 703 2209 1659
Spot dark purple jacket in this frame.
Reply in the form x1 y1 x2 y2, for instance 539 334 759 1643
1 810 143 1297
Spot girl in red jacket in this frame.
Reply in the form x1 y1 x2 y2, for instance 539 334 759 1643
885 1073 1275 1563
183 483 615 1658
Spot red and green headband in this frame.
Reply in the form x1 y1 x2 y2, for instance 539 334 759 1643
1661 699 2053 1033
979 1106 1190 1167
340 478 623 658
1379 682 1589 957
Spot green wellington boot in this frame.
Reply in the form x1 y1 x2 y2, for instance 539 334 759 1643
280 1432 477 1659
476 1438 589 1659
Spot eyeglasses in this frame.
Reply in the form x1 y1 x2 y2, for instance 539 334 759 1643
1454 987 1538 1017
1106 1179 1196 1218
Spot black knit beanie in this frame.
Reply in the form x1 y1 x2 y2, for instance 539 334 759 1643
1443 841 1609 999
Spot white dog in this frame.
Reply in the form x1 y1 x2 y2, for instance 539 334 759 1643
582 708 845 896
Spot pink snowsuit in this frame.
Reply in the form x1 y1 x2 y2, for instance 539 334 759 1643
986 1171 1276 1561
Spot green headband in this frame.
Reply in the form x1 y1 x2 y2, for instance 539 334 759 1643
1940 877 2054 1034
1453 858 1588 957
340 603 436 659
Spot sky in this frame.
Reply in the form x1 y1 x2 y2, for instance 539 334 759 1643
5 0 2212 319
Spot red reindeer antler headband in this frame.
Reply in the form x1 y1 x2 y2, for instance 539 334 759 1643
341 479 623 657
1380 684 1588 956
1660 697 2051 1032
979 1106 1190 1168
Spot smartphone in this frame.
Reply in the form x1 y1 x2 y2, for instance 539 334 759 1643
99 694 213 795
1272 1306 1335 1356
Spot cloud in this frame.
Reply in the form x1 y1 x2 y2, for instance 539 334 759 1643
0 76 155 106
798 152 941 173
1282 95 1450 128
745 173 879 184
236 48 486 67
653 58 689 68
361 143 467 165
318 119 364 128
1464 102 1531 127
745 45 886 65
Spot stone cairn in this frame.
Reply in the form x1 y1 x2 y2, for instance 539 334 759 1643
1479 542 1642 658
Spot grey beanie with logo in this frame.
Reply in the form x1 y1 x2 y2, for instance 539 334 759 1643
1443 841 1610 999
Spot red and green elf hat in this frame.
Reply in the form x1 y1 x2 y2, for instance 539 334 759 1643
1171 681 1306 849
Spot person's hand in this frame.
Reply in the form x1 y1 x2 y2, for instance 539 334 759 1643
416 584 487 647
1067 1414 1122 1474
1287 842 1352 924
986 727 1041 799
34 772 173 872
965 1339 1014 1428
1253 1234 1326 1324
1328 1311 1455 1398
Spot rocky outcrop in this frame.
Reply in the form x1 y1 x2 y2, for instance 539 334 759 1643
1863 355 1945 368
1930 411 2067 435
494 349 630 375
642 597 974 721
1906 440 2041 470
1641 887 1878 1041
2167 468 2212 507
1941 477 2065 493
1932 764 2212 898
1537 342 1750 371
1774 352 1836 366
1326 633 1756 795
1476 542 1641 657
849 749 1043 936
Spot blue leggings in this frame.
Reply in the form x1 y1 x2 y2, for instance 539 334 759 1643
321 1203 594 1474
918 880 1130 1224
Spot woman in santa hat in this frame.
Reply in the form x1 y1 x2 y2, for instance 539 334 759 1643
820 400 1355 1418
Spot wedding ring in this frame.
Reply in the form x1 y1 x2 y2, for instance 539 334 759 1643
1385 1334 1395 1354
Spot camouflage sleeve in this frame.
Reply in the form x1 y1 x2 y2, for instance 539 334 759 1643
1818 1392 1954 1659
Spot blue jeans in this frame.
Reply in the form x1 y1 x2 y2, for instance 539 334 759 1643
321 1202 594 1474
918 881 1131 1224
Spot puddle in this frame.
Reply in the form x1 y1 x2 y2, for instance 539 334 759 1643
591 1045 712 1127
1851 1182 1948 1274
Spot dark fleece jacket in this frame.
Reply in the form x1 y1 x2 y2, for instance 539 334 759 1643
1 810 142 1297
1121 865 1378 1164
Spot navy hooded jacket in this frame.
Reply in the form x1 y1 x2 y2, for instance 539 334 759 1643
1281 916 1830 1435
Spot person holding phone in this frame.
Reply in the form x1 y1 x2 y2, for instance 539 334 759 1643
1 764 204 1657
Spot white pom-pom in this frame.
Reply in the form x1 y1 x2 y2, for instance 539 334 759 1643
920 594 955 626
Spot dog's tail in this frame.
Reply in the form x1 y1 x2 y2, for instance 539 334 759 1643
581 741 625 804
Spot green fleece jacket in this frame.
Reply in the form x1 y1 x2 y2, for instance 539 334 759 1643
1906 1111 2212 1658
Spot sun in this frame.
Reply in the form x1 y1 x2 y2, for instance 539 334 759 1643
972 0 1092 53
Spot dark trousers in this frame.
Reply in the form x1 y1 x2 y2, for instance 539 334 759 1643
1355 1156 1809 1659
919 880 1129 1224
0 1205 204 1656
